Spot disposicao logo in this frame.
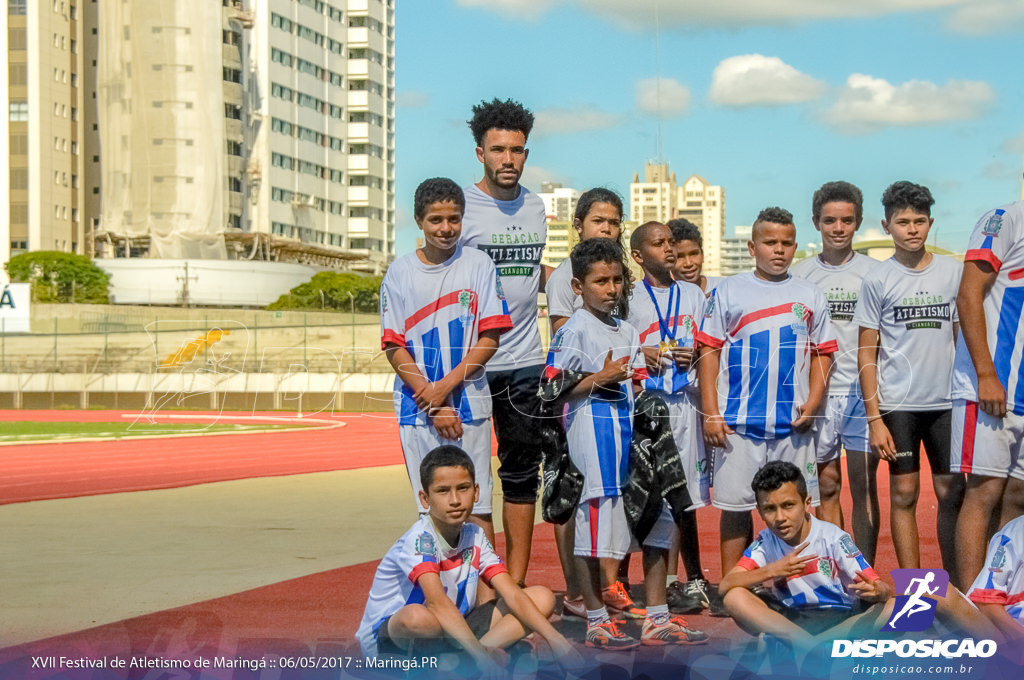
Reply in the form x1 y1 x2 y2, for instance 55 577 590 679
885 568 949 632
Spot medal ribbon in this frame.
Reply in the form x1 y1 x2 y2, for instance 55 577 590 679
643 279 680 341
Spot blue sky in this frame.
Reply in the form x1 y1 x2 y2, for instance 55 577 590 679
393 0 1024 254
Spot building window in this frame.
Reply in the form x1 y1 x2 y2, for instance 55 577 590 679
226 140 243 156
224 103 242 120
9 0 27 14
8 27 26 49
222 67 241 83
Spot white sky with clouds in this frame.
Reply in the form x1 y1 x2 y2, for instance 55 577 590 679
394 1 1023 253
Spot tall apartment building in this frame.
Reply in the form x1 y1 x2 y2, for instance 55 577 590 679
3 0 100 265
720 225 755 276
538 182 579 222
629 162 725 276
93 0 394 272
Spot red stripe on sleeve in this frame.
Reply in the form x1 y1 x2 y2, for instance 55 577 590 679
968 587 1008 605
813 340 839 355
965 249 1002 272
481 564 507 585
408 562 440 584
737 556 759 571
694 331 724 349
381 330 406 349
479 314 513 333
861 567 880 582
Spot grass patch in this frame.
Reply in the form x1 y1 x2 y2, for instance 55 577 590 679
0 421 309 443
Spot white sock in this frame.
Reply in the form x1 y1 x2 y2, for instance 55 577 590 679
647 603 670 625
586 607 610 627
666 574 679 586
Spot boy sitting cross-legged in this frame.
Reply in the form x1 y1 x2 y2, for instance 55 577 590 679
356 446 583 675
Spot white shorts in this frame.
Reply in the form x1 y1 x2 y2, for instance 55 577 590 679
711 430 820 511
399 419 494 515
663 390 711 509
815 393 870 464
575 496 632 559
950 399 1024 481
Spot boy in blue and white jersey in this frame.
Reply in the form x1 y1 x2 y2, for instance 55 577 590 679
697 207 837 579
968 514 1024 648
357 446 581 673
381 179 512 535
547 239 706 648
628 221 712 613
792 181 882 563
953 200 1024 591
668 218 724 297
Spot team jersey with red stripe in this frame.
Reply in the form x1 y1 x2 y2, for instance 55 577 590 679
627 279 706 393
738 516 878 610
953 202 1024 416
853 255 961 411
967 514 1024 624
696 273 838 439
357 514 507 656
545 309 648 501
792 253 881 395
380 247 512 425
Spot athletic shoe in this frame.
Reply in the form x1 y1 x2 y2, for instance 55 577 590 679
667 579 708 614
585 620 640 650
641 616 710 646
709 587 730 618
602 581 646 619
561 595 586 619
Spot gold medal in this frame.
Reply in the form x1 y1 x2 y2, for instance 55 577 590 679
659 339 678 353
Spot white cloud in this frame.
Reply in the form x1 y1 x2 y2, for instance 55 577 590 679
532 107 624 138
1002 130 1024 154
397 91 430 108
575 0 963 29
455 0 554 20
521 164 570 190
982 162 1014 180
945 0 1024 35
709 55 826 108
824 74 995 134
635 77 691 117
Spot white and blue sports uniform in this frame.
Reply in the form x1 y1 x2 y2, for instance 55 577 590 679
967 514 1024 625
696 272 838 439
380 246 512 511
356 514 507 656
545 308 648 559
628 278 710 509
737 516 879 610
696 273 836 510
792 254 881 461
545 258 581 322
952 202 1024 480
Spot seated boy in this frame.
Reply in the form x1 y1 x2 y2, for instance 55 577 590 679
546 238 706 648
967 514 1024 651
356 446 583 673
380 178 511 537
722 461 1001 661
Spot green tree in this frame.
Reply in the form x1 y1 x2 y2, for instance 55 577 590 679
5 251 111 303
267 271 383 312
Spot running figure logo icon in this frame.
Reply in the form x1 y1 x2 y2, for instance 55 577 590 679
884 568 949 632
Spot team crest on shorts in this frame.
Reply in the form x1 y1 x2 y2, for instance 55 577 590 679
415 532 437 557
982 210 1004 237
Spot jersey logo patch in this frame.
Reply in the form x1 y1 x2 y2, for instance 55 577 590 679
840 535 861 558
381 291 389 313
704 296 716 318
991 544 1006 569
494 275 506 300
415 532 437 558
982 210 1004 237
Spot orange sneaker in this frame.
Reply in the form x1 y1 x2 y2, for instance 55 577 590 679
585 620 640 650
602 581 646 619
641 615 710 646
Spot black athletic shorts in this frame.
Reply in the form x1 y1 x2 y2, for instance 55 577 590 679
376 600 499 655
881 409 953 475
487 364 544 503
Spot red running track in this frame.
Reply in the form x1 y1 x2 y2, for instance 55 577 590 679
0 410 408 505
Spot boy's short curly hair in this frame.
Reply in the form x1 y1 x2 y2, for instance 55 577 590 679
414 178 465 222
667 218 702 247
570 238 625 283
468 98 535 146
751 461 808 502
812 181 864 225
420 445 475 491
881 181 934 221
754 206 794 228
